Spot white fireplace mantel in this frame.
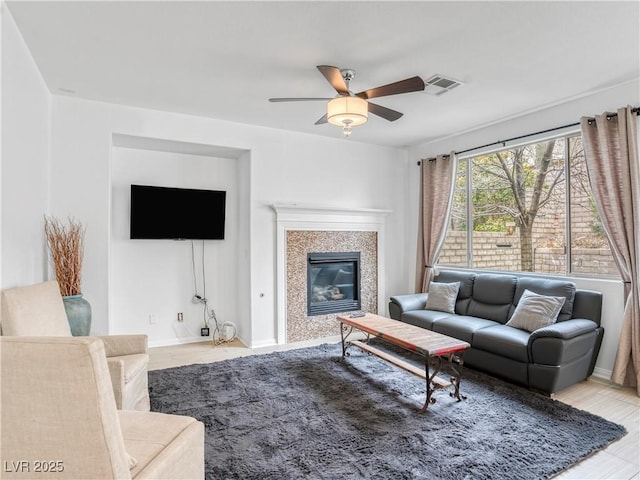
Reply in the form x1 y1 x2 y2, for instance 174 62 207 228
272 203 391 344
272 203 392 221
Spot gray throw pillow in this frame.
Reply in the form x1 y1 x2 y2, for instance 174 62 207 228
506 289 566 333
425 281 460 314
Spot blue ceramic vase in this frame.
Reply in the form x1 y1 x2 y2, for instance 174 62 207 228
62 294 92 336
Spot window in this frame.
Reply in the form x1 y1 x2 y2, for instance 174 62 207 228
439 133 618 277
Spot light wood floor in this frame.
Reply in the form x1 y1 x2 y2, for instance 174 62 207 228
149 337 640 480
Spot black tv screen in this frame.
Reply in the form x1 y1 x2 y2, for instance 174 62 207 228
130 184 226 240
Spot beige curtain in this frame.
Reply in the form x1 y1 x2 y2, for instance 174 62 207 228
580 106 639 395
415 153 457 292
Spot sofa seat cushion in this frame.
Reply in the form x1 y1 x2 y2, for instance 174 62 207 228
401 310 450 330
472 324 531 362
432 315 499 343
120 410 204 479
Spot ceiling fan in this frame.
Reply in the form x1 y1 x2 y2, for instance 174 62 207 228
269 65 426 136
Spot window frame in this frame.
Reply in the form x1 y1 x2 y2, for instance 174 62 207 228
441 129 618 279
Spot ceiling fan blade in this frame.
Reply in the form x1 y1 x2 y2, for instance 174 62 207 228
367 102 403 122
314 113 328 125
316 65 349 95
269 97 332 102
356 76 425 100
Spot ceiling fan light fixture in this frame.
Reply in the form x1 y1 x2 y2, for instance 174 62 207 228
270 66 424 135
327 96 368 134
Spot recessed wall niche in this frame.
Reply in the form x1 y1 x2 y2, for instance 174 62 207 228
109 134 250 346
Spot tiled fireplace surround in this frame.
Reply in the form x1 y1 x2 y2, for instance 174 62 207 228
273 204 390 343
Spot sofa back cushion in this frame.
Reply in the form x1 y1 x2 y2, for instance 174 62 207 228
467 273 518 323
510 276 576 321
434 270 476 314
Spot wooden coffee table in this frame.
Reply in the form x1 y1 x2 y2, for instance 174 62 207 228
337 313 470 412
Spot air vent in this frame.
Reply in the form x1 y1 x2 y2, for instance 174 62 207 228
424 75 464 95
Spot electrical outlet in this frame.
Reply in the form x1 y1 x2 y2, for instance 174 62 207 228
177 312 184 322
201 327 210 337
148 314 157 325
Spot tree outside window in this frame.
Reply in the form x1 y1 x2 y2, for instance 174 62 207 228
438 134 617 277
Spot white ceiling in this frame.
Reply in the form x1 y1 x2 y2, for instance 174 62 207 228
6 1 640 148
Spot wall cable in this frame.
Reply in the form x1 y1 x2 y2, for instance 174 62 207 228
190 239 237 345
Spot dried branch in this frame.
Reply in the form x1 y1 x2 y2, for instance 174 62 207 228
44 216 85 296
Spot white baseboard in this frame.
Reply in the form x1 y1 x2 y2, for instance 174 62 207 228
149 334 250 349
248 337 278 349
591 366 612 382
148 336 207 348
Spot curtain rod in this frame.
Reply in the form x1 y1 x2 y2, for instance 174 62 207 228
418 106 640 165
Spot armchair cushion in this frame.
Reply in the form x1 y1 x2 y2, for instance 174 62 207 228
121 411 204 480
0 280 71 336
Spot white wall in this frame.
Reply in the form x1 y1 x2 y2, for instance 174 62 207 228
110 147 244 346
50 96 408 346
248 134 409 345
406 79 640 377
5 0 634 374
1 3 51 289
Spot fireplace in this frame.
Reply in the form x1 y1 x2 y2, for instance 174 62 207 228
307 252 361 316
274 205 387 343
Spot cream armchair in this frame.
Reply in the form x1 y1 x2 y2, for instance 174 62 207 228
1 280 150 411
0 336 204 479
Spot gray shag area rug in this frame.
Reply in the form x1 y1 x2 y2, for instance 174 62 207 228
149 342 626 480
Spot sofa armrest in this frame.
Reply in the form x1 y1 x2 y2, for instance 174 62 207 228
389 293 428 320
98 334 148 357
528 319 599 366
389 293 428 314
530 319 598 341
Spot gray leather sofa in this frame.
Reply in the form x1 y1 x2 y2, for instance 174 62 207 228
389 270 604 394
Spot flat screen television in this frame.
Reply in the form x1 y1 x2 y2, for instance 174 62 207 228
130 184 226 240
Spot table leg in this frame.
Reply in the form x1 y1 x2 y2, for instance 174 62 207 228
339 323 355 360
448 352 467 402
419 353 467 412
420 355 444 413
